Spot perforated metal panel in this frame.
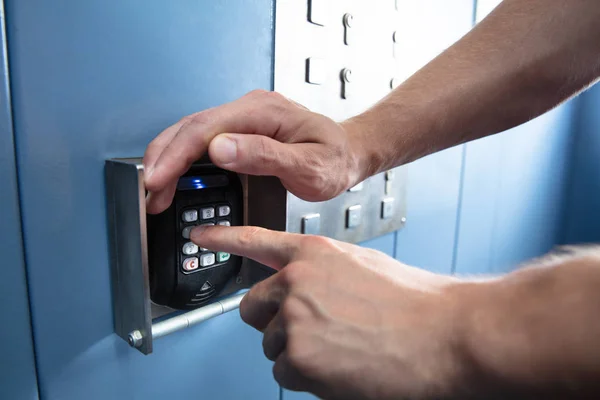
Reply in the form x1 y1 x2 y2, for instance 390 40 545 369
274 0 408 244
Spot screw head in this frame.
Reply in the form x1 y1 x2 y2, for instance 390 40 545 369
128 330 143 348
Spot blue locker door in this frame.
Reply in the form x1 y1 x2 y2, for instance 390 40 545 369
0 1 39 398
6 1 279 399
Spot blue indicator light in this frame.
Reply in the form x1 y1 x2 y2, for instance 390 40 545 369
177 174 229 191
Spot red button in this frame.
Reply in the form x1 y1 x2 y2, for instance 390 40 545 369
183 257 199 271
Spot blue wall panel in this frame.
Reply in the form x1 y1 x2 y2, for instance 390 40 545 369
392 0 475 275
455 103 575 275
7 1 278 399
562 86 600 245
0 2 39 399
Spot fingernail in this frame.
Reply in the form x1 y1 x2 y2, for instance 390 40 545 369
211 136 237 164
145 165 154 181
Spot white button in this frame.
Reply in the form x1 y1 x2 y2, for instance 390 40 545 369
201 207 215 219
182 210 198 223
201 222 215 227
182 226 194 239
218 220 231 226
200 253 215 267
182 257 199 272
218 205 231 217
182 242 198 255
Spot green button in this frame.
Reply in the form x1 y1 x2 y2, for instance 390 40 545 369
217 252 230 262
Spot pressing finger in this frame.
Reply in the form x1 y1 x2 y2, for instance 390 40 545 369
189 225 301 270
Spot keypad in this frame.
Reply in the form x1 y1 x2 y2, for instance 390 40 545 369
179 203 233 273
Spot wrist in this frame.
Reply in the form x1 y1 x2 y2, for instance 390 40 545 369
340 116 389 184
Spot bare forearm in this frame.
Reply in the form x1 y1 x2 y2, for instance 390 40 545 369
453 248 600 398
347 0 600 177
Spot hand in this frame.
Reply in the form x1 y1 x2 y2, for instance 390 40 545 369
190 225 468 400
143 89 367 214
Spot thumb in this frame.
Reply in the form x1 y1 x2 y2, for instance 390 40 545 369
208 133 299 178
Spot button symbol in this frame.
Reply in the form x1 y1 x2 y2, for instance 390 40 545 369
218 205 231 217
200 281 213 291
182 257 199 272
182 242 198 255
182 209 198 223
217 252 231 262
200 253 216 267
201 207 215 220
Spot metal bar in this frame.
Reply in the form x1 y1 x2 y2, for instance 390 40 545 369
150 292 246 341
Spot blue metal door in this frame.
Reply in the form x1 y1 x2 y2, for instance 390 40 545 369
0 1 39 397
6 1 279 399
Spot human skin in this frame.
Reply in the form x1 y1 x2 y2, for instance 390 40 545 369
143 0 600 398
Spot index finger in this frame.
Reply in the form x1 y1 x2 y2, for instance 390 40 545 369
189 225 301 271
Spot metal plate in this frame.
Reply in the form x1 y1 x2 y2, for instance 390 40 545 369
274 0 408 244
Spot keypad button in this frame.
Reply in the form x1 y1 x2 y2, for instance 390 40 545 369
182 257 199 272
182 226 195 239
217 252 231 262
182 209 198 223
201 207 215 220
346 205 362 228
200 253 216 267
217 220 231 226
218 205 231 217
182 242 198 255
201 222 215 227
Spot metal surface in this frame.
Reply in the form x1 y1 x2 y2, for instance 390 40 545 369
105 158 153 354
151 292 245 341
274 0 408 245
0 0 39 397
561 86 600 245
8 0 279 398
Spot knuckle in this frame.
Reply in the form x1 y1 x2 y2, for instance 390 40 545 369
279 296 304 323
237 226 264 247
302 234 334 249
246 88 269 98
279 263 307 287
285 335 311 372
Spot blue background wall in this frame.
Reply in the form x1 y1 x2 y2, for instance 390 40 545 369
2 0 599 399
0 0 39 398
